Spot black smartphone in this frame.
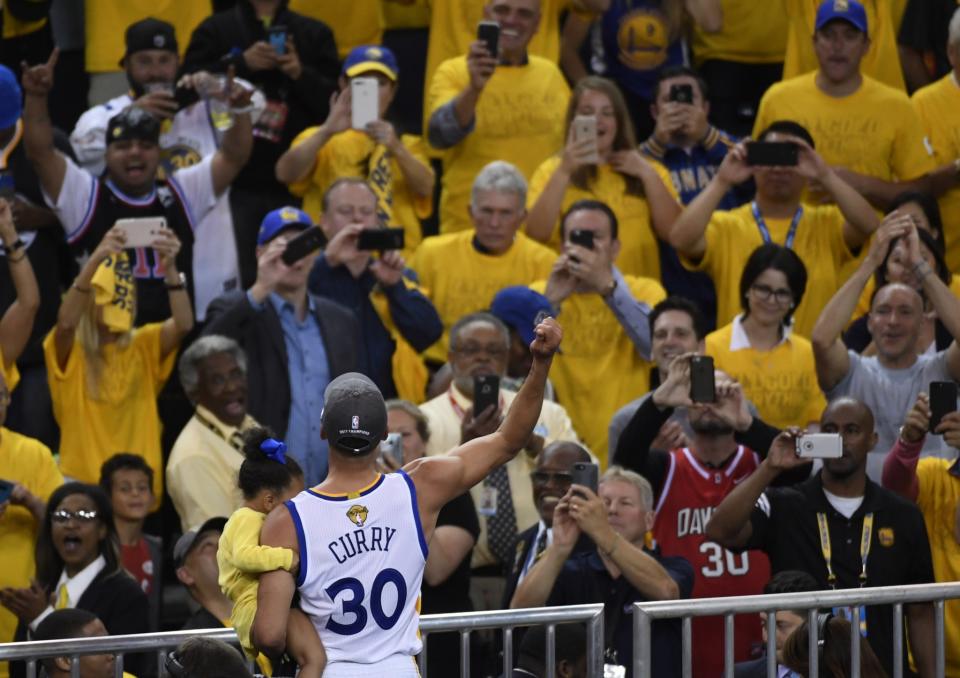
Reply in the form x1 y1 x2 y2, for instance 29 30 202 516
690 355 716 403
570 462 599 496
357 227 405 252
473 375 500 416
174 85 200 111
0 479 13 504
281 227 326 266
268 25 287 55
669 83 693 104
746 141 799 167
569 229 595 250
477 20 500 59
929 381 958 432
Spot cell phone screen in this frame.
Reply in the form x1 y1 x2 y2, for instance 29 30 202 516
746 141 799 167
268 26 287 54
281 228 326 266
477 21 500 58
357 228 404 252
0 480 13 504
669 83 693 104
569 229 595 250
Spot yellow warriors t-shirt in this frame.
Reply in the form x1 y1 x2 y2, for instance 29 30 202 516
781 0 905 91
288 0 383 58
912 74 960 272
43 323 176 503
692 0 788 65
526 157 677 282
285 128 432 259
427 55 569 233
706 320 825 430
682 202 854 338
531 276 666 466
411 230 556 364
754 72 935 184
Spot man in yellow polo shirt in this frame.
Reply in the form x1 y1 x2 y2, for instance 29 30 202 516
534 199 666 464
411 161 556 365
911 10 960 272
754 0 935 210
426 0 570 233
669 121 880 338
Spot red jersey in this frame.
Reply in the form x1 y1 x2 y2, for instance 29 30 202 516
652 446 770 678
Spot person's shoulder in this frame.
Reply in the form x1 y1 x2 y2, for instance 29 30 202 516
526 55 566 77
705 322 734 351
96 568 149 600
733 656 767 678
762 71 817 100
1 427 53 459
418 390 451 421
284 8 335 36
434 54 469 79
860 74 913 106
417 230 470 255
911 73 956 107
514 232 559 259
622 274 667 302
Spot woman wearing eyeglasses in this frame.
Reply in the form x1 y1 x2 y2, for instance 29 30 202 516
704 243 825 430
7 483 148 678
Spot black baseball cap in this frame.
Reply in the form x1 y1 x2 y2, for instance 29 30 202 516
321 373 387 455
173 517 228 567
106 107 161 146
123 18 178 64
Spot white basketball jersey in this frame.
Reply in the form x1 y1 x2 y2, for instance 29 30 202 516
286 471 427 665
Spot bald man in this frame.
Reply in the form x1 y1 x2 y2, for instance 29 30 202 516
812 226 960 479
706 397 937 678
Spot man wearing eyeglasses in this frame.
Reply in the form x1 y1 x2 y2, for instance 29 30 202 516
419 311 579 608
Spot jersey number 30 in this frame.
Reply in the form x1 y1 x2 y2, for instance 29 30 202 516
325 568 407 635
699 541 750 578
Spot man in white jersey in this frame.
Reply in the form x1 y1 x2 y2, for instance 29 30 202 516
252 317 562 676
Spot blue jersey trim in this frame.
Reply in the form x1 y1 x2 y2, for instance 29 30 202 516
398 470 429 560
306 473 385 501
285 500 308 587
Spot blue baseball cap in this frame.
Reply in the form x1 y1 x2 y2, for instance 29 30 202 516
815 0 868 35
491 287 554 346
343 45 399 82
257 206 313 245
0 65 23 130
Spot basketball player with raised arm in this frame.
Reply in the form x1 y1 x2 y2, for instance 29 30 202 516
252 317 562 676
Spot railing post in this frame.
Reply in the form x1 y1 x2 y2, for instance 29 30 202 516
633 607 651 678
70 654 80 678
418 635 427 678
545 624 556 678
849 606 860 678
893 602 903 678
935 599 946 678
723 613 734 678
460 630 470 678
765 612 777 678
681 616 692 678
586 607 604 678
807 608 819 678
502 626 513 678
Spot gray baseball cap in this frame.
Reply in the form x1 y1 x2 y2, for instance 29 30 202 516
173 517 227 567
321 373 387 455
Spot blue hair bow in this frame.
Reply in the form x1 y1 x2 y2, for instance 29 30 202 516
261 438 287 464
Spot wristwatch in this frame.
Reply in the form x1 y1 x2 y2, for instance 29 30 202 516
165 272 188 291
6 238 25 253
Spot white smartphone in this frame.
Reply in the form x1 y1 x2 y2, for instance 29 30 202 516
572 114 600 164
351 77 379 130
795 433 842 459
113 217 166 248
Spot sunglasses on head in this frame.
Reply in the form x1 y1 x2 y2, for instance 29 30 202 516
51 509 99 524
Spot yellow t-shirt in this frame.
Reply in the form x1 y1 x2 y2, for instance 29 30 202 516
691 0 788 65
753 72 935 184
912 74 960 272
526 157 677 281
1 5 45 40
218 506 294 657
289 0 383 58
781 0 905 91
84 0 211 73
43 323 176 502
428 55 569 233
0 429 63 673
531 276 666 466
683 202 853 338
915 457 960 677
0 346 19 393
383 0 430 29
285 128 431 259
706 320 825 429
411 230 557 363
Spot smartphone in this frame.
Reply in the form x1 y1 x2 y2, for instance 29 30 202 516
357 227 404 252
477 20 500 59
379 432 404 467
144 82 174 96
669 83 693 104
570 461 599 496
569 229 595 250
746 141 799 167
114 217 166 248
473 375 500 416
351 77 379 130
689 355 716 403
796 433 843 459
0 479 13 504
281 227 326 266
267 25 287 55
929 381 958 432
572 114 600 164
174 85 200 110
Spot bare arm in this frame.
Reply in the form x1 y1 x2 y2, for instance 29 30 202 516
511 498 579 608
685 0 722 32
924 160 960 198
906 603 936 678
881 394 928 501
20 50 67 203
153 230 194 358
253 505 298 657
527 154 575 243
275 88 349 185
423 526 475 587
210 82 253 196
833 168 931 212
451 42 496 129
559 11 591 84
0 200 40 369
898 46 931 93
383 130 435 198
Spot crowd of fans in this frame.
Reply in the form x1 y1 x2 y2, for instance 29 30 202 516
1 0 959 676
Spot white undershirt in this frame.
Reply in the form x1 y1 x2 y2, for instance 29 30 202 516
822 489 864 519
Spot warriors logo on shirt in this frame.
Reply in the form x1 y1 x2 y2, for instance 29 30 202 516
617 9 669 70
158 145 202 181
347 504 369 528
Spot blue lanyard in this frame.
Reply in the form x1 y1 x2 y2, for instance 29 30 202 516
751 201 804 250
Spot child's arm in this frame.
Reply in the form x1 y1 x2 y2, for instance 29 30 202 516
227 510 294 574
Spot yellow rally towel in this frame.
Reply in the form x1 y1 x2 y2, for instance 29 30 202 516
91 252 135 333
370 279 429 405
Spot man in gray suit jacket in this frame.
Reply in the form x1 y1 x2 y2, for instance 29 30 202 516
204 207 362 485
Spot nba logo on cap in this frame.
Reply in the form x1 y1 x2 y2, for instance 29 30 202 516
351 416 359 430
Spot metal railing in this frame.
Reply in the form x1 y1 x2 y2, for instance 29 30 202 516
632 582 960 678
0 604 605 678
